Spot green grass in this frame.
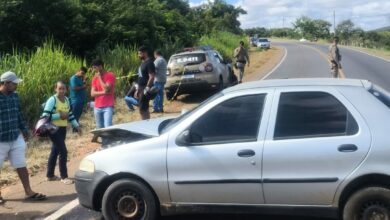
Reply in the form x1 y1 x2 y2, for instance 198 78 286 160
198 31 247 60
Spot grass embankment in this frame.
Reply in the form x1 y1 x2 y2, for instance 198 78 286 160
0 31 251 188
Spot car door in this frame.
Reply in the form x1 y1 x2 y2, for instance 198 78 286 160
262 87 371 205
167 89 273 204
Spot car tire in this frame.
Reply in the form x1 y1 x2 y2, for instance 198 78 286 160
343 187 390 220
102 179 157 220
166 90 175 100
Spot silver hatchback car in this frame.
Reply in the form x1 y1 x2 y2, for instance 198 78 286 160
75 78 390 220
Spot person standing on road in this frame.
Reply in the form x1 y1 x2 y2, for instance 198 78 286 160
0 71 46 203
153 50 167 113
234 41 250 83
43 81 81 185
90 59 116 132
69 67 88 122
137 46 155 120
328 36 342 78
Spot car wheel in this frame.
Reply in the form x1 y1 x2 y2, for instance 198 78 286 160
102 179 157 220
166 90 176 100
343 187 390 220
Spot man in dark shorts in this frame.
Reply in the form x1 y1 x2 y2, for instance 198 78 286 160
137 46 155 120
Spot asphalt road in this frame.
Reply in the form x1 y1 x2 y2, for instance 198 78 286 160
267 41 390 92
56 41 390 220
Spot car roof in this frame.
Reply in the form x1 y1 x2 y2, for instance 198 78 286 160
223 78 370 93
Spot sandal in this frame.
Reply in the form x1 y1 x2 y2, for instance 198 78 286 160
25 193 47 201
0 196 6 205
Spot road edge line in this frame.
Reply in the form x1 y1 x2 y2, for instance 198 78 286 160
260 46 288 80
43 198 79 220
340 46 390 63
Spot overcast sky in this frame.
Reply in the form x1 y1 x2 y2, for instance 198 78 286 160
189 0 390 31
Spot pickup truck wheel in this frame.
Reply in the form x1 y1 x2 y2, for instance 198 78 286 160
343 187 390 220
166 90 176 100
102 179 157 220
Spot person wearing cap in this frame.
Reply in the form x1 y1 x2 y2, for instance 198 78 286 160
328 36 342 78
0 71 46 204
90 59 116 146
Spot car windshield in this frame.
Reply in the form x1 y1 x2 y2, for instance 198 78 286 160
169 53 206 66
259 39 268 42
368 84 390 108
159 92 224 134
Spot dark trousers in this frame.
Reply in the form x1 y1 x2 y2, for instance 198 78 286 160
47 127 68 179
71 102 84 122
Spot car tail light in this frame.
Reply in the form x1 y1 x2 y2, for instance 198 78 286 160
204 63 213 72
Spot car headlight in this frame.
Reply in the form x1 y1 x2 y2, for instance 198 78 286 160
79 159 95 173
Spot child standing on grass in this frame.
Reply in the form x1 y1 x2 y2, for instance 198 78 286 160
42 81 81 185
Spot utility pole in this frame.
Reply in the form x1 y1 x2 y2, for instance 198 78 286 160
333 10 336 36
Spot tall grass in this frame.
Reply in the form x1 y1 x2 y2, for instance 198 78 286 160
0 40 83 125
198 31 247 60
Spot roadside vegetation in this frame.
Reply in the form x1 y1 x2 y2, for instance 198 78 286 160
245 16 390 52
0 0 255 187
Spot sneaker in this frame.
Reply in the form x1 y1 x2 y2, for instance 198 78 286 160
47 176 61 181
61 178 74 185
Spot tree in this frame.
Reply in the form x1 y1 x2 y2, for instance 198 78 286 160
336 20 355 44
293 16 316 39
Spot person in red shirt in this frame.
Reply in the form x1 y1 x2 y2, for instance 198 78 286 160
90 59 116 143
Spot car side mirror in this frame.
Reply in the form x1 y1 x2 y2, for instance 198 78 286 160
176 130 192 146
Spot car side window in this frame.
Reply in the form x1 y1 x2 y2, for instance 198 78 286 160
189 94 265 144
274 92 359 140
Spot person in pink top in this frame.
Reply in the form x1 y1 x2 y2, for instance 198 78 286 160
90 59 116 147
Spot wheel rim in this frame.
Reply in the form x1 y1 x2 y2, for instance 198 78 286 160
360 201 390 220
115 191 146 219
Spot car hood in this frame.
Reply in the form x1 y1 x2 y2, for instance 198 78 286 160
90 117 173 147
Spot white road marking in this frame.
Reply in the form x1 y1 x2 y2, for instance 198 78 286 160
341 46 390 63
43 198 79 220
260 46 288 80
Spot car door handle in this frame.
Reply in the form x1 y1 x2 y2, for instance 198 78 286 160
338 144 358 152
237 149 256 157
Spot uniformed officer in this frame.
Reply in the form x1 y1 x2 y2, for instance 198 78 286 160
233 41 250 83
328 36 342 78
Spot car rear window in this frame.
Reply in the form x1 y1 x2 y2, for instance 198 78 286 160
274 92 358 140
170 53 206 66
368 85 390 108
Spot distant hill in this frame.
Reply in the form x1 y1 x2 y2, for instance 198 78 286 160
372 26 390 32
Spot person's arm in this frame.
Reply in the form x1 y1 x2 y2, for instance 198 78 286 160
245 49 250 66
70 76 86 91
16 95 29 138
97 73 112 93
146 62 155 88
42 96 60 120
90 78 106 98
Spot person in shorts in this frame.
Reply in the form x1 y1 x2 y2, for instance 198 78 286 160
0 71 46 204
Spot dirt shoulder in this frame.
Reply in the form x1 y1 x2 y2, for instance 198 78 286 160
0 46 283 219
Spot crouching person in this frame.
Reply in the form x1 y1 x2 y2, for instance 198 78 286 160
42 81 81 185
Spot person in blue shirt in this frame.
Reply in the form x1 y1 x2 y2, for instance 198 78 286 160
69 67 87 121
